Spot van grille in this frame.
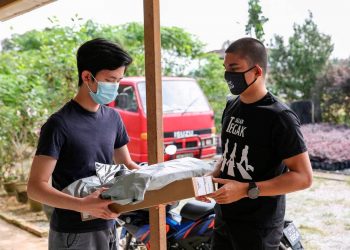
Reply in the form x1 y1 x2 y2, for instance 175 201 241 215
186 141 198 148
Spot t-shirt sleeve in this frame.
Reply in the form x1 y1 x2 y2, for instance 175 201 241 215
114 113 130 149
273 110 307 160
35 116 66 159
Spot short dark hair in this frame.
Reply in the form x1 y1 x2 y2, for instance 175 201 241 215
77 38 133 86
225 37 267 76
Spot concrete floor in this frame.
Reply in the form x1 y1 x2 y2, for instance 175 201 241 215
0 218 47 250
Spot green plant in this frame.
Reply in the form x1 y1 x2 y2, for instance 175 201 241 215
1 163 18 183
269 11 333 100
245 0 269 42
0 18 225 146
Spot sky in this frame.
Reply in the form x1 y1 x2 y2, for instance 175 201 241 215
0 0 349 59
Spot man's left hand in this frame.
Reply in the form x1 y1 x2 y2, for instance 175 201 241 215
207 178 247 204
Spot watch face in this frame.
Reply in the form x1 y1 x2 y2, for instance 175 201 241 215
248 188 260 199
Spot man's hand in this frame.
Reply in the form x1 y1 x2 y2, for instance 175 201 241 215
207 178 247 204
79 188 119 220
196 195 212 203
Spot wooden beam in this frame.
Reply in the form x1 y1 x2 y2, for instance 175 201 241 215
0 0 55 21
143 0 166 249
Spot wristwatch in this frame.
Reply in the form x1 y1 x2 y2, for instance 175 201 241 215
247 182 260 199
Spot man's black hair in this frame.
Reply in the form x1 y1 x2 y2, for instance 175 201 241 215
77 38 133 86
225 37 267 76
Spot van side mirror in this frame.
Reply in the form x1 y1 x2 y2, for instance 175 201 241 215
116 93 129 109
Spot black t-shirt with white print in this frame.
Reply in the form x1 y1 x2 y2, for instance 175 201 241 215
217 92 307 227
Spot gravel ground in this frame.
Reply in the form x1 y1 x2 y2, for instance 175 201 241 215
285 171 350 249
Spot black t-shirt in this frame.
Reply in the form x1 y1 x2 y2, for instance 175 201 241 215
36 100 129 233
217 92 307 227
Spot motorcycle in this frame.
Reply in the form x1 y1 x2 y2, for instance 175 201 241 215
117 200 304 250
118 199 215 250
279 220 304 250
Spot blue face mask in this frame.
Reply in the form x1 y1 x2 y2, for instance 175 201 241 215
87 75 119 105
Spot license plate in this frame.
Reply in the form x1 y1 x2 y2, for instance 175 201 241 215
283 222 301 246
174 130 194 139
175 153 193 159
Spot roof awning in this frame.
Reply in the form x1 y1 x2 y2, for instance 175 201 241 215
0 0 55 21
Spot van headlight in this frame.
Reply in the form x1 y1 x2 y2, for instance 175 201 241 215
203 138 213 146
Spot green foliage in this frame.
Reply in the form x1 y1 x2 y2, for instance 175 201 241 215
245 0 268 42
319 60 350 125
193 53 229 131
269 12 334 100
0 18 225 169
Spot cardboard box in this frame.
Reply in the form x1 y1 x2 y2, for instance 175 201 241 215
109 176 215 214
81 176 215 220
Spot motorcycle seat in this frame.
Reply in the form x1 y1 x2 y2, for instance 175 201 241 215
180 200 215 221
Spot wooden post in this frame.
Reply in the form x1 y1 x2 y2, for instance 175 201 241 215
143 0 166 249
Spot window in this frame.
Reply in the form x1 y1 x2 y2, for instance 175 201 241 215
115 85 138 112
138 80 211 114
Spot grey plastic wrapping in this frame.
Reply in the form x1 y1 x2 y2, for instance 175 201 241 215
62 157 213 205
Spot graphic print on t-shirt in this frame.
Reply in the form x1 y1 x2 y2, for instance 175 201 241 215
221 116 254 180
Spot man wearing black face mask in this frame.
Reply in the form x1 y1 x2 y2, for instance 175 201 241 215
198 37 313 250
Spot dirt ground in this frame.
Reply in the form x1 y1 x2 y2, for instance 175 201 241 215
285 172 350 249
0 170 349 250
0 218 47 250
0 194 49 235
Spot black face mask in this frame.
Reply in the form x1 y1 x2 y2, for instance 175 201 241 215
224 66 257 95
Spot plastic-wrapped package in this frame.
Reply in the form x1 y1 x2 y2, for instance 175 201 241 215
63 157 213 205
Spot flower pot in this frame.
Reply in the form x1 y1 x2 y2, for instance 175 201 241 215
3 180 17 196
15 182 28 204
29 198 42 212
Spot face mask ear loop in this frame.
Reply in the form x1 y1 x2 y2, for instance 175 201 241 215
248 77 258 87
90 74 98 83
244 65 258 89
86 74 97 93
243 65 257 74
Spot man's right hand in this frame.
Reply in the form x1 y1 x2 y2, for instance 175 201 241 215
79 188 119 220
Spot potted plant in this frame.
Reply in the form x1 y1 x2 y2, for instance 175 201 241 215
1 164 18 196
13 142 34 204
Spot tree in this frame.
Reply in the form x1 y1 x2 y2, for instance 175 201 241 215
319 59 350 125
192 53 229 131
0 19 224 166
245 0 269 42
269 12 333 100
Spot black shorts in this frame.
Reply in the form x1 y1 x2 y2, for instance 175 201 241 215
211 214 284 250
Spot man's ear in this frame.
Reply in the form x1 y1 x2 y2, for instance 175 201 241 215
81 70 92 84
255 65 263 77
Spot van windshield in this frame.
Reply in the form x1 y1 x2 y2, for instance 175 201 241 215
138 80 211 113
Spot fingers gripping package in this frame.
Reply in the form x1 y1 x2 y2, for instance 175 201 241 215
62 157 216 220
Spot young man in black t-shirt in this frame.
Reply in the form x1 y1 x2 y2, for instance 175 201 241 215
27 38 140 250
199 37 313 249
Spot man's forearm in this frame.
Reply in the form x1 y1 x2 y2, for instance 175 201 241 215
125 160 140 170
27 181 82 212
257 170 312 197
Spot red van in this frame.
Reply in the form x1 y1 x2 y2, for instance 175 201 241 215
108 77 217 163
